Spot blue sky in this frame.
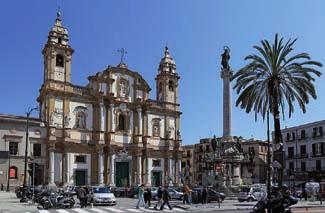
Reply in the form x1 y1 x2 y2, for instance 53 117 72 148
1 0 325 145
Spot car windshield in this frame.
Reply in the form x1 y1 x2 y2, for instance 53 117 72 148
240 187 250 192
93 187 110 193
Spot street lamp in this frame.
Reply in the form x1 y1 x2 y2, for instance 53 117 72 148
20 107 38 203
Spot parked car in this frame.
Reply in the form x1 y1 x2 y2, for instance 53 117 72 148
152 187 183 200
238 184 266 202
191 188 225 203
92 186 116 205
167 188 184 200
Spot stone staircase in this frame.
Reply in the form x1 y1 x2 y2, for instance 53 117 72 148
217 185 239 200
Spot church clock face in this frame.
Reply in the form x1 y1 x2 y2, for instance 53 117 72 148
54 70 64 81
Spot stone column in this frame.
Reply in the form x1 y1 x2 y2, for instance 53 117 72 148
63 152 70 185
137 108 142 135
109 154 116 186
176 159 181 186
144 157 151 186
98 146 104 185
49 150 55 185
137 156 142 184
99 101 105 132
221 68 233 140
110 104 115 132
232 163 241 185
168 158 173 186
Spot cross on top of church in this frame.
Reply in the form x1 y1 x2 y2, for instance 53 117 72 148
118 48 127 64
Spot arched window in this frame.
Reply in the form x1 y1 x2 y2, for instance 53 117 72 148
9 166 17 179
56 54 64 67
118 114 126 131
75 111 86 129
168 80 174 92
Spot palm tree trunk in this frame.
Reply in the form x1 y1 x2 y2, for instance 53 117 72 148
273 102 284 186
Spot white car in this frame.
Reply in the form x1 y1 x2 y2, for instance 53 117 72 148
92 186 117 205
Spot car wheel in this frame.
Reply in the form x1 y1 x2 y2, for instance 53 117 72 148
247 197 254 202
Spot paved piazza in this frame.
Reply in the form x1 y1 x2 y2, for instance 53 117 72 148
1 192 325 213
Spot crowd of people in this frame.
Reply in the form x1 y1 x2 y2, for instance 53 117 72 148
136 184 173 210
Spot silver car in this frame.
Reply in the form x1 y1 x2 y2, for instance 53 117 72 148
92 186 117 205
238 185 266 202
167 188 184 200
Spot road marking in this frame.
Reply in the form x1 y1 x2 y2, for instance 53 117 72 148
126 209 143 212
141 208 156 212
38 210 50 213
57 210 71 213
73 208 91 213
173 208 185 212
104 207 126 213
293 210 325 213
89 208 107 213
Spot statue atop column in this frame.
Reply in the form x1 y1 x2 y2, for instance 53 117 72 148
221 46 230 70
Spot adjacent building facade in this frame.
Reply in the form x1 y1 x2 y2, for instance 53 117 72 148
241 139 269 184
0 114 46 189
280 120 325 186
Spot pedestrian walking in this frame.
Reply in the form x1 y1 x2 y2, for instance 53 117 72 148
183 184 191 204
1 184 3 191
160 186 172 210
136 184 146 209
201 187 207 204
144 188 152 208
76 186 87 208
154 186 163 210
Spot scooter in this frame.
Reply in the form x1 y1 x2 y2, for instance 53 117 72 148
250 195 298 213
41 191 75 209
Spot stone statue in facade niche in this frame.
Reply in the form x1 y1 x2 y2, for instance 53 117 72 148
75 112 86 129
221 46 230 70
119 78 129 98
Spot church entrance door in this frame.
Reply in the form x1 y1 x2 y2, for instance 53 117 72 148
116 162 129 187
75 170 87 186
151 171 162 187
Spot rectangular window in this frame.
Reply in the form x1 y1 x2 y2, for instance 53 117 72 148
289 162 294 171
288 147 294 159
33 144 42 157
320 126 323 136
152 159 161 167
300 145 306 157
292 132 296 141
316 160 321 171
75 155 86 163
286 133 291 141
248 147 255 155
313 128 317 137
9 142 18 155
301 130 306 139
301 162 306 172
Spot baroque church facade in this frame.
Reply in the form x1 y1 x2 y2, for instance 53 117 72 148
37 13 182 187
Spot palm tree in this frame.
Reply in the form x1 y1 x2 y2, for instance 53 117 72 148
231 34 322 184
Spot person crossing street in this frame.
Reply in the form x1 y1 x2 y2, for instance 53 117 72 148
160 186 172 210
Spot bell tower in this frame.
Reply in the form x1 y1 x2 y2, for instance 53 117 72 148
38 11 74 126
155 46 180 104
42 11 74 84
